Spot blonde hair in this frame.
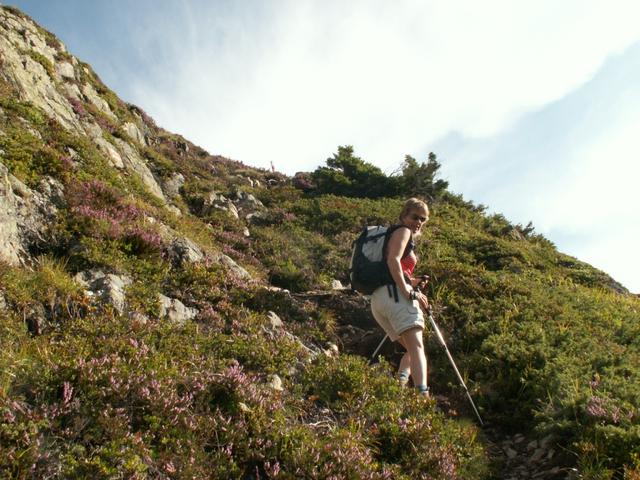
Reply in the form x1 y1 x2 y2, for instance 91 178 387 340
399 198 429 221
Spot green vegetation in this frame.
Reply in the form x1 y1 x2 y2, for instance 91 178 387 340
1 9 639 476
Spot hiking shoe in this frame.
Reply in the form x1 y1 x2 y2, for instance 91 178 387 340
417 385 430 398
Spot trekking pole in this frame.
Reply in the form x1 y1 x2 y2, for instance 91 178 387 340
369 334 388 364
426 308 484 426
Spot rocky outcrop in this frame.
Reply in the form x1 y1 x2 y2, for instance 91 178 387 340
162 172 185 198
0 162 60 266
0 9 84 134
201 190 239 219
74 269 132 315
158 294 198 325
114 138 166 202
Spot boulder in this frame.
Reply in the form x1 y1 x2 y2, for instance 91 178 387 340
168 236 205 266
74 269 132 315
234 190 264 211
158 294 198 325
216 253 251 280
162 172 185 198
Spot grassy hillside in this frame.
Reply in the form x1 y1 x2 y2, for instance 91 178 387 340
1 5 639 479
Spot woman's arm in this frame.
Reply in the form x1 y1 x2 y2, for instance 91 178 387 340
386 227 413 300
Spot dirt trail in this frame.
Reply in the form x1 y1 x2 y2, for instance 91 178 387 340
293 289 580 479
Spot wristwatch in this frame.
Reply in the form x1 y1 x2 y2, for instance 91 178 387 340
410 290 417 300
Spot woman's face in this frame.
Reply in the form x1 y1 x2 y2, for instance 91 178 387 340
401 207 429 235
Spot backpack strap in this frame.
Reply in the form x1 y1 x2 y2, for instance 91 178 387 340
383 225 414 302
383 224 414 261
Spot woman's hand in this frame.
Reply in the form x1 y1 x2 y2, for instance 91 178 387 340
410 275 429 290
415 291 429 312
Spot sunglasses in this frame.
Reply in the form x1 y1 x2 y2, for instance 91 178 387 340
409 213 428 223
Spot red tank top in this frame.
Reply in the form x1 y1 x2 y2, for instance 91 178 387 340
401 251 417 277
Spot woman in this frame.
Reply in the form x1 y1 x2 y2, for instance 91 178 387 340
371 198 431 395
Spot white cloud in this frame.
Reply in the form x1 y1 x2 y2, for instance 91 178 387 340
124 0 640 175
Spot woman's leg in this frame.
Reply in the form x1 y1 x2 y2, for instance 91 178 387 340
396 338 412 385
399 327 427 391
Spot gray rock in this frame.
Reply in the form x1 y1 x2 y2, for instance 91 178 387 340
94 136 124 168
505 447 518 459
226 201 239 219
81 83 116 119
122 122 146 146
55 62 75 80
527 440 538 451
266 374 284 392
64 83 83 102
246 211 266 225
540 434 555 449
114 139 166 202
74 270 132 314
0 162 59 266
25 303 46 335
162 172 185 198
158 294 197 325
217 253 251 280
38 176 65 208
0 10 83 134
234 190 264 211
169 236 205 266
164 204 182 217
324 343 339 357
331 280 344 290
243 227 250 238
0 291 7 311
267 311 283 329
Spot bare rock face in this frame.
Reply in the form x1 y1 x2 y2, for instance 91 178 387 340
123 122 147 146
162 172 185 198
0 9 83 134
114 138 166 202
0 162 60 266
81 83 116 119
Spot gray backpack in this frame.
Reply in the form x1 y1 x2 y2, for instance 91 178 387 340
349 225 409 294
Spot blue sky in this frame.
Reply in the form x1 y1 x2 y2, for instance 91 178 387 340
9 0 640 292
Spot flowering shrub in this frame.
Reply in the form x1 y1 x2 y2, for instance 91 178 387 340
66 179 163 257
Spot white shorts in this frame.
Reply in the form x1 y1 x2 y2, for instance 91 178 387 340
370 285 425 342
